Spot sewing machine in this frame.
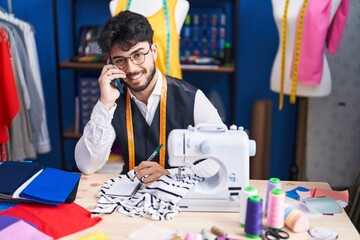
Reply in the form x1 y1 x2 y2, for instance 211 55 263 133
167 123 256 212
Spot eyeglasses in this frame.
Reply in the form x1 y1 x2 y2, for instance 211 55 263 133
112 46 152 69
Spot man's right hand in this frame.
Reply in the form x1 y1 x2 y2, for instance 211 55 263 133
98 64 126 109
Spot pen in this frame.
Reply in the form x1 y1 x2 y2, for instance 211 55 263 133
131 144 163 181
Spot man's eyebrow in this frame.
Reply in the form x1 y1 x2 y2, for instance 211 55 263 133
112 47 146 60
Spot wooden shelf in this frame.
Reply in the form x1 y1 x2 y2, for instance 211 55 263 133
59 60 234 73
63 125 81 138
59 61 104 69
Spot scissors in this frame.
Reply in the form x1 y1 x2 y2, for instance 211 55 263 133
262 225 289 240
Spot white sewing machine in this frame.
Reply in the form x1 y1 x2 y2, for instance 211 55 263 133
167 123 256 212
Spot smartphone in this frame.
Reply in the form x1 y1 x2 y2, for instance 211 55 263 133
108 55 125 94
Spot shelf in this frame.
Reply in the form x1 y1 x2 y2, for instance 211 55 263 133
63 125 81 139
59 60 235 73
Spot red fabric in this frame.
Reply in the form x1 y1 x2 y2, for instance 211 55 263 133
0 143 6 162
0 27 20 144
0 202 102 239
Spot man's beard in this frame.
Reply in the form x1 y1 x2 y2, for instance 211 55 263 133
125 65 156 93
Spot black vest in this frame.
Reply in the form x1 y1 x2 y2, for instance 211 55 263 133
112 76 197 173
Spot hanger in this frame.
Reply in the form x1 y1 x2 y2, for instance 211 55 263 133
7 0 13 15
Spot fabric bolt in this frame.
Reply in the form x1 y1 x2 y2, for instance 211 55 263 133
0 27 20 144
92 169 204 220
20 167 81 205
115 0 182 79
0 161 43 195
0 219 53 240
294 0 350 85
0 202 102 239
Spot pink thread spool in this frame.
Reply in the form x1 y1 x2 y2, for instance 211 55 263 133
267 188 285 229
265 178 282 215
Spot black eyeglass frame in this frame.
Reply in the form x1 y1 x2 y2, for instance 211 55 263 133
111 45 152 69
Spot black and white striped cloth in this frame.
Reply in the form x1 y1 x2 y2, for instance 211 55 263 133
92 168 205 220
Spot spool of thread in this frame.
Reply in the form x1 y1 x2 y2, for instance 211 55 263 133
267 188 285 229
210 226 227 237
265 177 282 215
240 185 258 227
284 204 310 232
244 195 263 239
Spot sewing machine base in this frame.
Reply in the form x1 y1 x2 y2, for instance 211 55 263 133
178 198 241 212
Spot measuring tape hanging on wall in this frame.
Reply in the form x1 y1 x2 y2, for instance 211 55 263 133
126 75 168 170
126 0 171 75
279 0 309 110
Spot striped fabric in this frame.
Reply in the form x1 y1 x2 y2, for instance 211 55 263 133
92 168 205 220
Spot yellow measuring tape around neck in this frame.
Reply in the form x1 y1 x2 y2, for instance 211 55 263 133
279 0 309 109
126 75 167 170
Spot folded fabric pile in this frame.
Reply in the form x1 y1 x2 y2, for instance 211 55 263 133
0 161 81 205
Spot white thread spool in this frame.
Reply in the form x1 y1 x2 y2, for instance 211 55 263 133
240 185 258 227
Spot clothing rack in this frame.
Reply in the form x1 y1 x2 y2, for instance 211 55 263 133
7 0 12 14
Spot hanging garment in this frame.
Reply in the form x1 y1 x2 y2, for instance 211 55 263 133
0 22 36 160
293 0 350 85
9 15 51 153
115 0 183 79
0 11 51 156
0 27 19 144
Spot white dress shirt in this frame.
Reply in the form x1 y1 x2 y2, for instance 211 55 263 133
75 70 223 174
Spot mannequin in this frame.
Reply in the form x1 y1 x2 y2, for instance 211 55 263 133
109 0 189 79
270 0 343 101
109 0 189 34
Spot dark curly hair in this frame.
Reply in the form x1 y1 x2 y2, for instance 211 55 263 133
97 10 154 54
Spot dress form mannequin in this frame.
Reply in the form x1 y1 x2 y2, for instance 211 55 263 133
109 0 189 34
270 0 342 98
109 0 189 79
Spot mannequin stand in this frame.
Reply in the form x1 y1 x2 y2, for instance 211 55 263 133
289 97 308 181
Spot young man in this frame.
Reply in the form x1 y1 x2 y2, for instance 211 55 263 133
74 11 223 184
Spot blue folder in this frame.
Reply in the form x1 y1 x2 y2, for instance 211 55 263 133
20 168 81 205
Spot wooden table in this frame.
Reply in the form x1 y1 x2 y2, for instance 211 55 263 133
60 174 359 239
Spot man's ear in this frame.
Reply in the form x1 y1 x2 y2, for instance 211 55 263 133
151 43 158 61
